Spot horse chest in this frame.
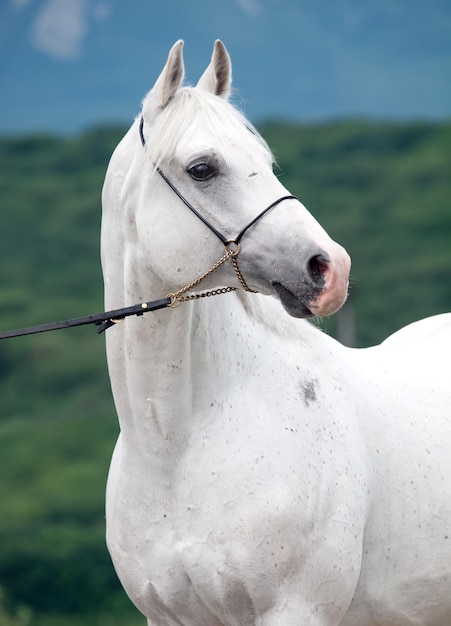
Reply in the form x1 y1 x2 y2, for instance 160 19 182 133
107 394 368 624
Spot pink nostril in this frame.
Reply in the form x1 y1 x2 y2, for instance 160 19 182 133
308 253 330 287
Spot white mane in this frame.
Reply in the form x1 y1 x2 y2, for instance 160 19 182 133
140 86 273 168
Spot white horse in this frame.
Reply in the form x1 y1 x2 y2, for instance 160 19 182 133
101 40 451 625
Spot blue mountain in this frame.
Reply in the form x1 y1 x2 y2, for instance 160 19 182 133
1 0 450 134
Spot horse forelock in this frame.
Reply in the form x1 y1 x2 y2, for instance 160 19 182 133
140 87 273 168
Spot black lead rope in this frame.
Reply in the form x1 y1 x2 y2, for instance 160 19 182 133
0 118 297 341
0 298 172 340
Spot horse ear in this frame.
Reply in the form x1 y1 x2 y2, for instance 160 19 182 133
197 39 232 99
143 40 185 113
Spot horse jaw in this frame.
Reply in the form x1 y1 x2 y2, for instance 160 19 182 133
196 39 232 99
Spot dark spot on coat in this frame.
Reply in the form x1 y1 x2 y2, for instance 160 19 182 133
301 379 318 406
224 579 256 623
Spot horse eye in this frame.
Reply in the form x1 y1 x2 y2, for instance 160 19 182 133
188 163 216 181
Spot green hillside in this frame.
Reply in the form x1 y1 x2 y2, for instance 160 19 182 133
0 120 450 625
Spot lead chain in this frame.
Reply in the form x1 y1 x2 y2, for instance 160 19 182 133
231 255 257 293
167 248 237 308
174 286 237 304
167 243 256 307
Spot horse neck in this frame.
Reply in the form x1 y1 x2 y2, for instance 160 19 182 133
106 291 260 451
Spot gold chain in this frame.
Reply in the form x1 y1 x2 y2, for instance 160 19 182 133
171 286 237 306
167 248 236 307
167 244 255 308
231 255 257 293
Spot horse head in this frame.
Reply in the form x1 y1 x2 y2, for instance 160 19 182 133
103 40 351 318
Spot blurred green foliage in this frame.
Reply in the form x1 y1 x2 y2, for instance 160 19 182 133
0 586 32 626
0 120 449 624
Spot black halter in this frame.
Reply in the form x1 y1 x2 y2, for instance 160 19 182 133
0 118 297 340
139 116 297 247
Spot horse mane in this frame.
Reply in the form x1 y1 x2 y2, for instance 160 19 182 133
140 87 273 168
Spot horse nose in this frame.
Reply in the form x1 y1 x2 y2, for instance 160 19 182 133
307 252 331 289
307 245 351 316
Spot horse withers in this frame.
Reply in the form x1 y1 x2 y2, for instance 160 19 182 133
101 40 451 625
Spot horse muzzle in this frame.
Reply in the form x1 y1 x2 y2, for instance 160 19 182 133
271 245 351 319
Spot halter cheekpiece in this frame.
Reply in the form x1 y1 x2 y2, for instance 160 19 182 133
139 116 296 248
